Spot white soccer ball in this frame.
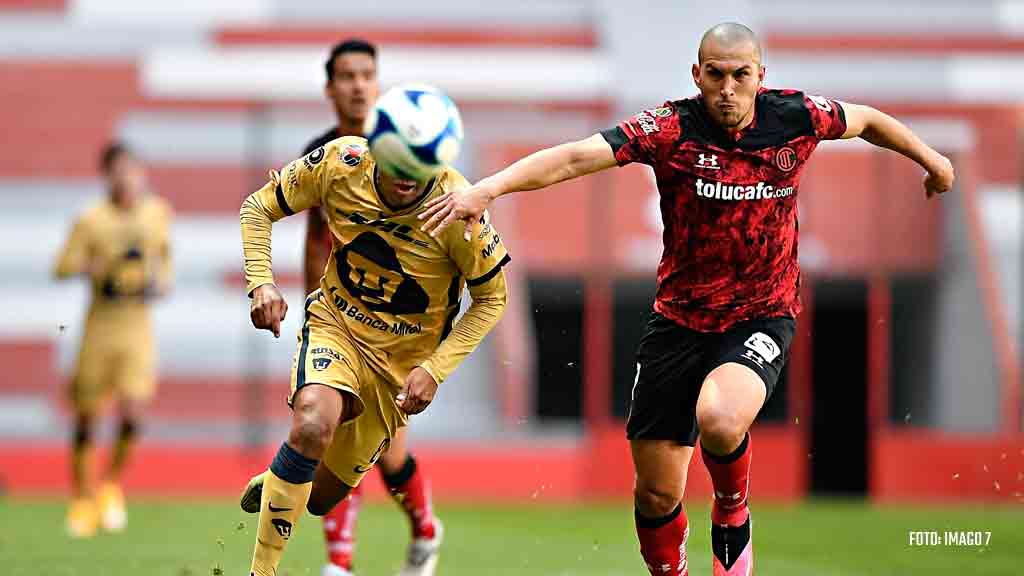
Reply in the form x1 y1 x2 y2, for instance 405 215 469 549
363 83 464 182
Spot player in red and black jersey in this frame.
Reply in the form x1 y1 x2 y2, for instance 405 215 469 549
420 23 953 576
304 39 442 576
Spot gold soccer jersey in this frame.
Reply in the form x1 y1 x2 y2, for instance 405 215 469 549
241 136 509 383
54 196 174 412
240 137 508 485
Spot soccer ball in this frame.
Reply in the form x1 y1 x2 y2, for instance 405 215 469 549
363 83 464 182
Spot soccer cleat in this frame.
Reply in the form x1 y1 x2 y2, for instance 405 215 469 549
240 471 266 514
397 518 442 576
711 514 753 576
66 497 99 539
321 563 355 576
97 482 127 532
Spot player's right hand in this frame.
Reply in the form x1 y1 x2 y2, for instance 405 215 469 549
250 283 288 338
418 180 498 240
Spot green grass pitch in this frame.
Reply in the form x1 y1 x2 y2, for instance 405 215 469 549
3 498 1021 575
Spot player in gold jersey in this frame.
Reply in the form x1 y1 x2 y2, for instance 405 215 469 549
305 40 444 576
53 143 173 538
238 135 509 576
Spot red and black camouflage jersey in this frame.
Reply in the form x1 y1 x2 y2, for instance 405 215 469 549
601 88 847 332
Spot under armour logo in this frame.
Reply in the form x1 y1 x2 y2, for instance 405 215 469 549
696 153 720 170
741 349 766 368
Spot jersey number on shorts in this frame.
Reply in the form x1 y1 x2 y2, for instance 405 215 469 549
354 438 391 473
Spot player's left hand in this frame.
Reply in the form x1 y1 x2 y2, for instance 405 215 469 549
396 367 438 415
923 154 955 199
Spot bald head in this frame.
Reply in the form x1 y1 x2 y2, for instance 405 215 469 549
691 22 765 131
698 22 762 65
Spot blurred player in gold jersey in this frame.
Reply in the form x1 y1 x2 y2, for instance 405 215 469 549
304 39 445 576
53 143 173 538
238 134 509 576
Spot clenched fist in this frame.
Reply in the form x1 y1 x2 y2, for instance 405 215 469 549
923 153 955 199
396 367 439 415
250 283 288 338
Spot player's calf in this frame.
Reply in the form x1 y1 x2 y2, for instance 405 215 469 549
701 433 751 524
702 433 754 576
635 502 690 576
67 414 98 538
634 480 689 575
322 484 362 573
701 423 755 576
631 440 691 576
307 462 353 516
381 454 437 540
696 365 767 575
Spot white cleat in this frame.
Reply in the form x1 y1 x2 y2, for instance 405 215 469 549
97 483 127 533
101 502 127 533
321 563 355 576
398 519 443 576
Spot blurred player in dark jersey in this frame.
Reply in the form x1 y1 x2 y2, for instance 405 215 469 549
54 143 173 538
420 22 954 576
303 39 442 576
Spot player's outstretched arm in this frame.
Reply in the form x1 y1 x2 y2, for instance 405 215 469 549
419 134 617 239
53 217 92 279
840 103 955 198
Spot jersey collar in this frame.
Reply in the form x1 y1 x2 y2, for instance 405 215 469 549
697 90 763 147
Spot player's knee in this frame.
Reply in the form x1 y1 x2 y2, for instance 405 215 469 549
634 483 682 518
288 415 334 455
377 445 407 473
697 402 746 448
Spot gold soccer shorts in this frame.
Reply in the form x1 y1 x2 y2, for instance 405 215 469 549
289 292 408 488
70 319 156 414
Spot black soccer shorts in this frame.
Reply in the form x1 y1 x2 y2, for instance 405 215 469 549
625 312 796 446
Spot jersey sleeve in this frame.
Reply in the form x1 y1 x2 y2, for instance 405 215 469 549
239 145 333 295
53 214 92 279
421 202 510 384
599 104 678 166
445 209 510 287
275 145 332 217
418 266 507 385
803 93 847 140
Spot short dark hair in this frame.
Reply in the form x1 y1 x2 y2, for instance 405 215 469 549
325 38 377 81
99 142 131 173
